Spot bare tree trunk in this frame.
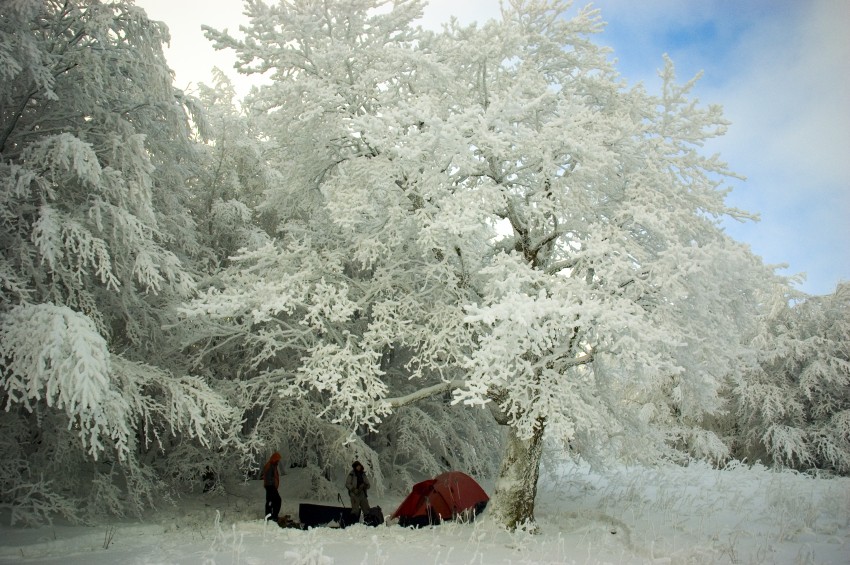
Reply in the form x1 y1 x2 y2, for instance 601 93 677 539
489 421 545 531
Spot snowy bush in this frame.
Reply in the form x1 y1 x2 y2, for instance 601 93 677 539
728 283 850 474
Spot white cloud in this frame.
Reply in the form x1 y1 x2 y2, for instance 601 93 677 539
715 0 850 189
708 1 850 293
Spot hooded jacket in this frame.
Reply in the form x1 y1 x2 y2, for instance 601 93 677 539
345 462 370 494
262 452 281 489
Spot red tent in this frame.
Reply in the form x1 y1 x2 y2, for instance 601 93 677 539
391 471 489 527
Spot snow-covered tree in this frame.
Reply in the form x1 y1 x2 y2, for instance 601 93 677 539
0 0 243 523
411 3 776 527
188 70 279 269
189 0 504 489
728 283 850 474
0 0 200 352
188 0 777 530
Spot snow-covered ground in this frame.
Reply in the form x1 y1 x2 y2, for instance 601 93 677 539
0 460 847 564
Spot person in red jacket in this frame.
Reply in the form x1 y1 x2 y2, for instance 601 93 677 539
262 452 282 522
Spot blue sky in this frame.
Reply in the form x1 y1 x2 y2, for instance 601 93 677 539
586 0 850 296
137 0 849 295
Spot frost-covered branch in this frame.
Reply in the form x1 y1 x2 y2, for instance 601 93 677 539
0 304 133 459
385 379 467 409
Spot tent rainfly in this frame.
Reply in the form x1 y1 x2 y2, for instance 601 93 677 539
391 471 489 527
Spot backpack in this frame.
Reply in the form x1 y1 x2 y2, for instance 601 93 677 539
364 506 384 527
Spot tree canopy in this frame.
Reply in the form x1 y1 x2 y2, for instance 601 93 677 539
0 0 243 525
193 0 787 528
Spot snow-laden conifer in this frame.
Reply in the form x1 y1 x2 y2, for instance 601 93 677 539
0 0 245 522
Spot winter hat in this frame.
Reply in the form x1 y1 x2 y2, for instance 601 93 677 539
352 460 362 470
270 452 281 463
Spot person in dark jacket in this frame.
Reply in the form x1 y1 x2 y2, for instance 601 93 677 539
345 460 371 521
262 452 282 522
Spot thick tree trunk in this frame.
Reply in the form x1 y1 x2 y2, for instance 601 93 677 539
489 422 545 531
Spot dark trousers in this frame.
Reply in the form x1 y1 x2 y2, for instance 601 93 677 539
349 491 370 520
265 485 281 520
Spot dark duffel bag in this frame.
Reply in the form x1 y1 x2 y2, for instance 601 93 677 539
298 503 357 528
364 506 384 527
